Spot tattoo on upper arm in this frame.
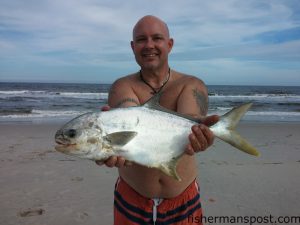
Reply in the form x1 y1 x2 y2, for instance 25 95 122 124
192 89 208 116
115 98 140 108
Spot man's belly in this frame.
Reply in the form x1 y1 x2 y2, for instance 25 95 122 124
118 155 198 198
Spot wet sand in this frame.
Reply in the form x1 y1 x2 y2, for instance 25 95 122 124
0 122 299 224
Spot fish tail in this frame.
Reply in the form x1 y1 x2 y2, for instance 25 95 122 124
211 103 260 156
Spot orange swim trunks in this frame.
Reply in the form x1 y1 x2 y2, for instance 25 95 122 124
114 177 202 225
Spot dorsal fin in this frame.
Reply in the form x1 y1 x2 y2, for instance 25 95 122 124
143 92 163 109
142 92 201 123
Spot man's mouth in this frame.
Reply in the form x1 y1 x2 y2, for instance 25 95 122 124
143 54 156 57
142 52 159 58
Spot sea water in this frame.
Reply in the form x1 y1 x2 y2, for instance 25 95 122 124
0 82 299 123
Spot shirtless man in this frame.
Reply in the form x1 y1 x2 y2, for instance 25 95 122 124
97 15 218 225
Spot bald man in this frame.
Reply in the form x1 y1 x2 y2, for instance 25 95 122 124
97 15 218 225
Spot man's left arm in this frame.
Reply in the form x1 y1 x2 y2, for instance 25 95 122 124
176 77 219 155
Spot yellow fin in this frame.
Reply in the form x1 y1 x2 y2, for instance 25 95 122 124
159 157 181 181
211 103 261 156
218 130 260 156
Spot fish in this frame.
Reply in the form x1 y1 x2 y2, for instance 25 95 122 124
55 93 260 181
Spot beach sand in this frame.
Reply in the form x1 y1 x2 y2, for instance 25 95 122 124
0 122 299 225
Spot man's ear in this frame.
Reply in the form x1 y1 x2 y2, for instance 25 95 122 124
168 38 174 52
130 41 134 51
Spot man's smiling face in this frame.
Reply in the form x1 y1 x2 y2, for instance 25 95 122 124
131 16 173 71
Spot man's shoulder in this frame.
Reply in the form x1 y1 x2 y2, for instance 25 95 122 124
108 73 141 107
173 71 206 88
112 73 138 87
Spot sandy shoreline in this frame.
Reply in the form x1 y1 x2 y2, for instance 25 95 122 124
0 122 299 225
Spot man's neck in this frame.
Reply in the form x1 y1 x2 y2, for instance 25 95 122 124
140 66 170 85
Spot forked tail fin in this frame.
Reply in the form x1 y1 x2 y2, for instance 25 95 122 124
210 103 260 156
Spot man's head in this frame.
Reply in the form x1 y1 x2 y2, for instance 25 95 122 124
131 15 174 71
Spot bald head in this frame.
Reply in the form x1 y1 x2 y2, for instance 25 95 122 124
132 15 170 39
130 15 174 71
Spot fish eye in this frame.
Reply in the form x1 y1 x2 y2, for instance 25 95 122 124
65 129 77 138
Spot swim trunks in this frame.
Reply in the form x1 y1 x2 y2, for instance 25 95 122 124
114 177 202 225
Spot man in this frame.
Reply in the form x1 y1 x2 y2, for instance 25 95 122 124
97 15 218 225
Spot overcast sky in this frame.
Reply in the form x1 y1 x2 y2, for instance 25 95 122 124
0 0 300 85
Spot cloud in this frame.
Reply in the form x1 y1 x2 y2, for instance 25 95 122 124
0 0 300 84
244 26 300 44
171 40 300 63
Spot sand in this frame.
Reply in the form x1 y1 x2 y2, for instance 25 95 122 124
0 122 299 225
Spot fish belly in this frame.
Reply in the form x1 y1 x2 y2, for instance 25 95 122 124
100 107 194 167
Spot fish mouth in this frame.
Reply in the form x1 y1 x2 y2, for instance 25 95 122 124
55 138 75 146
55 142 77 152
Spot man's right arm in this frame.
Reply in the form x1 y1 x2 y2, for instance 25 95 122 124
96 77 139 168
108 78 140 108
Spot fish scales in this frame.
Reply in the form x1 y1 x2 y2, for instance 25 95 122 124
99 107 194 166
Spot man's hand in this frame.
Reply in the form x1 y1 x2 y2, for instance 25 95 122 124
95 156 132 167
185 115 219 155
95 105 132 168
100 105 110 111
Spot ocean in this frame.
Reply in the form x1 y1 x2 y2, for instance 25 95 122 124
0 82 300 123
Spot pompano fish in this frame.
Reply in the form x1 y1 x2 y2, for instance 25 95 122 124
55 94 260 180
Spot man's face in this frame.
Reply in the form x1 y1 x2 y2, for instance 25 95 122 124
131 18 173 71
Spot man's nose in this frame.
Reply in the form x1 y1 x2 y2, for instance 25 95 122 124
144 38 155 48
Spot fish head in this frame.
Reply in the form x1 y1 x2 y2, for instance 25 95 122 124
54 112 107 159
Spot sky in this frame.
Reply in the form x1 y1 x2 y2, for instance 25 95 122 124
0 0 300 86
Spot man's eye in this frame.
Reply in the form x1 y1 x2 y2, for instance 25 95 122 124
153 36 163 41
136 38 146 42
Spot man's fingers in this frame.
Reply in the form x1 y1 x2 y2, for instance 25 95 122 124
101 105 111 111
202 115 219 126
115 157 126 168
105 156 118 167
192 125 208 151
96 156 131 168
185 144 194 155
186 123 215 155
198 124 214 147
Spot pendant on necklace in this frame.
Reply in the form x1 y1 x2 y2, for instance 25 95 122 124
140 68 171 95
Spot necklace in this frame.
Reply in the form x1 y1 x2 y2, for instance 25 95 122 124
139 68 171 95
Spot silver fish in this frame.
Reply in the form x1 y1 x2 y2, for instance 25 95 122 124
55 94 260 180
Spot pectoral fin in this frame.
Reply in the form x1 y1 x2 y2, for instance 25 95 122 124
159 157 181 181
104 131 137 146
